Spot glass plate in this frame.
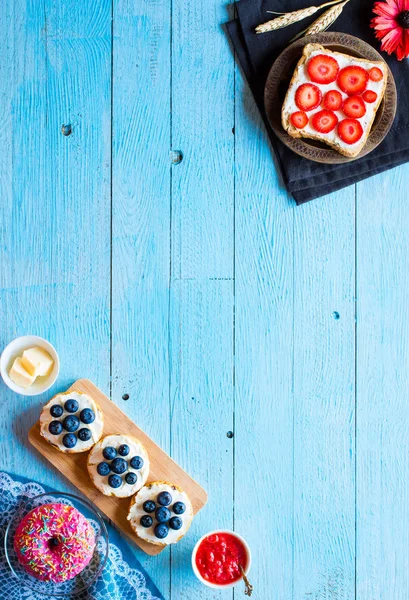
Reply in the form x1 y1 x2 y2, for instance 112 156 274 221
4 491 109 597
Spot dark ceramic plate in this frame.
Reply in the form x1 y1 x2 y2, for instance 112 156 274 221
264 32 397 164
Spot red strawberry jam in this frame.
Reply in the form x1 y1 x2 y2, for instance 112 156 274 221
195 532 248 585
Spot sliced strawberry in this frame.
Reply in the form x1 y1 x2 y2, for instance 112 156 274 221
363 90 378 103
338 118 364 145
290 111 309 129
342 95 366 118
368 67 383 82
311 110 338 134
337 66 369 96
295 83 322 111
307 54 339 84
323 90 343 111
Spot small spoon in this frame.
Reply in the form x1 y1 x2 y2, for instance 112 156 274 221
239 565 253 596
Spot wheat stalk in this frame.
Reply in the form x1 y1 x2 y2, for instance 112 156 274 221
292 0 350 39
255 0 343 34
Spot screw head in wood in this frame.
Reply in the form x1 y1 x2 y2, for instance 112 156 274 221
170 150 183 164
61 124 72 136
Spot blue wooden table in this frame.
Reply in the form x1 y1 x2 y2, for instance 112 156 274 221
1 1 408 599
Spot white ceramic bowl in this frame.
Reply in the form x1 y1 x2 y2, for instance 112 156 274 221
0 335 60 396
191 530 252 590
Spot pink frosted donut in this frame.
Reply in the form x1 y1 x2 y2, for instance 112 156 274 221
14 503 96 583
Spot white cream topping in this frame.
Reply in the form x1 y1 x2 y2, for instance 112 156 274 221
127 482 193 545
40 391 103 452
88 434 150 497
283 49 387 151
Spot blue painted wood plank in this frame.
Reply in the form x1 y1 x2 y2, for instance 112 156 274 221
169 0 235 596
234 78 294 599
169 280 234 598
170 0 234 281
0 1 111 491
356 165 409 600
111 0 172 592
5 3 409 599
293 191 356 598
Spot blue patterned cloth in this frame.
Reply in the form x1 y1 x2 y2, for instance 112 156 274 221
0 472 165 600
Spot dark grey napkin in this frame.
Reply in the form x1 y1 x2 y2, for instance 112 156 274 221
226 0 409 204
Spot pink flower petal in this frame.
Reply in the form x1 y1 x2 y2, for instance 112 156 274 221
373 1 399 17
373 5 397 18
373 18 397 26
370 0 409 56
373 15 397 22
380 26 403 53
373 21 397 31
376 25 397 33
402 29 409 57
385 0 401 11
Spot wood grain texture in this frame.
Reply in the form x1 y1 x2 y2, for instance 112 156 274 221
2 0 409 597
234 75 294 599
0 1 111 493
171 0 234 280
168 281 234 598
111 0 172 588
356 166 409 600
293 191 356 599
28 379 207 556
169 0 235 597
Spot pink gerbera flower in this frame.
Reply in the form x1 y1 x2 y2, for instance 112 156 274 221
371 0 409 60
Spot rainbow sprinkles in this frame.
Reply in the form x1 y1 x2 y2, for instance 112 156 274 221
14 503 95 583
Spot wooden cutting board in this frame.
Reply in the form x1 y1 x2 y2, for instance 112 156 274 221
28 378 208 556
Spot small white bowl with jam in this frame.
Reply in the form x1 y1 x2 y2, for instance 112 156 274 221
192 530 252 590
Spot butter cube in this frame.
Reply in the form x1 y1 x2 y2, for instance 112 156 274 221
21 347 54 377
9 357 36 389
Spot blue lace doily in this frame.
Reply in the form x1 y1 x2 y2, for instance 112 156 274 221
0 472 165 599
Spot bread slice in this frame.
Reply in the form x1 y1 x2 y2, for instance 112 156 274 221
87 433 150 497
127 481 194 547
282 43 388 158
39 390 104 454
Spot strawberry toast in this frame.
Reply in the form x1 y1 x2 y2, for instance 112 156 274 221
281 43 388 158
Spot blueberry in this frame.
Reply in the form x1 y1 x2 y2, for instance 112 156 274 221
125 472 137 485
157 491 172 506
103 446 117 461
118 444 130 457
97 462 110 476
154 523 169 539
140 515 153 528
62 433 77 449
130 456 144 470
111 457 127 474
169 516 183 531
48 537 60 548
50 405 63 418
172 502 186 515
64 399 79 413
63 415 80 433
78 428 92 442
108 474 122 489
80 408 95 424
48 420 63 435
155 507 171 523
143 500 156 513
